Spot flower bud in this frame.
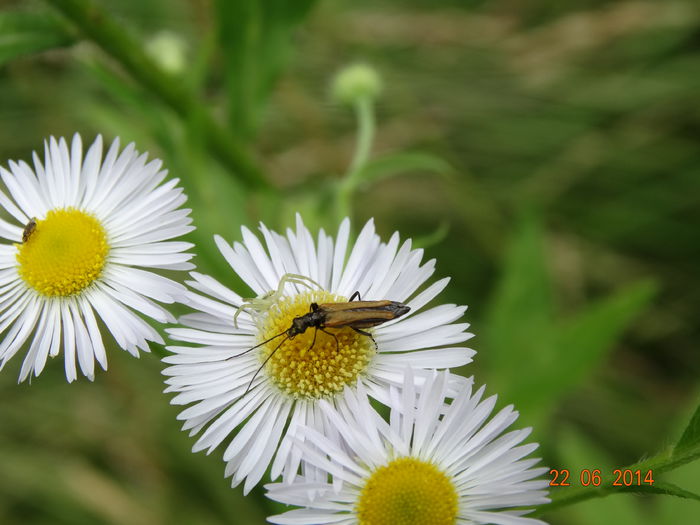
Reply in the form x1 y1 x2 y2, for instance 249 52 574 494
146 31 187 74
332 63 382 105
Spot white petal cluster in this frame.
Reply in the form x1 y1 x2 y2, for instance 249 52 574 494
267 369 550 525
0 134 194 381
164 215 474 493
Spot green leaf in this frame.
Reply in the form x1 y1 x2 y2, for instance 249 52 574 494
215 0 317 139
541 481 700 517
0 11 74 66
482 214 555 402
627 481 700 502
544 279 657 401
658 460 700 522
356 151 453 189
673 402 700 464
483 215 656 420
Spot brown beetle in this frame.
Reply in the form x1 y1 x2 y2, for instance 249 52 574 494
237 291 410 393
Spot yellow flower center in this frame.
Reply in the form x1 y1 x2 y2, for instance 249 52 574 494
357 457 458 525
16 207 109 297
258 290 375 399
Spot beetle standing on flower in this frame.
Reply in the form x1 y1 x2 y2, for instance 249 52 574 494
234 276 411 392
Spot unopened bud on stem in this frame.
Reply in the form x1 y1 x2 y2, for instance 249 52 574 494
332 63 382 105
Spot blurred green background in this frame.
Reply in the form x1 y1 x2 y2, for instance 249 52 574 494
1 0 699 523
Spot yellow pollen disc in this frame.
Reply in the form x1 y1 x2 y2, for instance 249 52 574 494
357 457 458 525
258 290 375 399
16 207 109 297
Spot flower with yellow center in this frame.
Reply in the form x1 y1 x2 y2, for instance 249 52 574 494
357 457 458 525
16 208 109 297
266 370 551 525
164 215 475 493
0 134 194 382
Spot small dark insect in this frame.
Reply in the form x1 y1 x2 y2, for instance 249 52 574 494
22 218 37 243
237 291 410 394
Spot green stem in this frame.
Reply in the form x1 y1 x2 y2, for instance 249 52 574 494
347 97 375 179
336 97 375 222
44 0 269 190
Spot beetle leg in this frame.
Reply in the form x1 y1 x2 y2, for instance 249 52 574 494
319 328 339 352
352 327 378 351
348 291 362 302
303 327 319 356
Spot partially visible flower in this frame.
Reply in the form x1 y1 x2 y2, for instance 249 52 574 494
0 134 194 382
164 216 474 493
267 369 550 525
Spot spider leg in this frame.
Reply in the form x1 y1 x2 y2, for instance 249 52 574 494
232 303 255 329
279 273 324 294
233 306 243 329
233 288 278 328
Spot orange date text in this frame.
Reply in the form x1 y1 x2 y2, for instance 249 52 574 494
548 469 654 487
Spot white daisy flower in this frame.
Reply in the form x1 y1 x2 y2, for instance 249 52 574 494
266 369 550 525
0 134 195 382
163 215 474 493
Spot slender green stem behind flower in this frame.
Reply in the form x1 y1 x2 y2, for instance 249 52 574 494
336 97 377 223
44 0 268 190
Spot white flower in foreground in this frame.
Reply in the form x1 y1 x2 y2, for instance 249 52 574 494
164 215 474 493
0 134 194 382
267 369 550 525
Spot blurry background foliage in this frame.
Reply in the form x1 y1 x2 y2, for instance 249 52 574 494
0 0 699 523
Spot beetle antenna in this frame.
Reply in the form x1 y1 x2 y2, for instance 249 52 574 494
244 335 289 395
228 330 288 359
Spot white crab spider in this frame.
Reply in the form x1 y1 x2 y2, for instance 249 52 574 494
233 273 324 328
